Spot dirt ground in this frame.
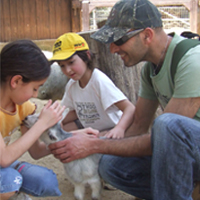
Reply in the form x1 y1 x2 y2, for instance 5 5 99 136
11 98 138 200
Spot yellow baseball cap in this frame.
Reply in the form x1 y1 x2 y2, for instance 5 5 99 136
49 33 89 61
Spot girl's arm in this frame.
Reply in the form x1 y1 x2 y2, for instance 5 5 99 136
21 125 51 159
105 99 135 139
0 100 65 167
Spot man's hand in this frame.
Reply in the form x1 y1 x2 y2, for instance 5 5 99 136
49 127 99 163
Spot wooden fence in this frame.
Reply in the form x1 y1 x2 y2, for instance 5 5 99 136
0 0 82 42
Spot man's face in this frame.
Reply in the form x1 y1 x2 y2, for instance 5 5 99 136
110 30 148 67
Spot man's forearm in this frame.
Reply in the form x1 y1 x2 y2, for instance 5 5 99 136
94 133 152 157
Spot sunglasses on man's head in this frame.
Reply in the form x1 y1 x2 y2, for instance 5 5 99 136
114 29 144 46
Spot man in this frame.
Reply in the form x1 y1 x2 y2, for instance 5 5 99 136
49 0 200 199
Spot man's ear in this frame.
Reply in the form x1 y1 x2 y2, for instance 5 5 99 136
142 28 154 44
10 75 23 88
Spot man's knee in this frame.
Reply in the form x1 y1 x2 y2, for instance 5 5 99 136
152 113 186 143
153 113 175 130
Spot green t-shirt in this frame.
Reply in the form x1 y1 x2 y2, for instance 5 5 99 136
139 33 200 121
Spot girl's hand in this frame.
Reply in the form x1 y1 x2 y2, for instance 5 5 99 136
38 100 65 129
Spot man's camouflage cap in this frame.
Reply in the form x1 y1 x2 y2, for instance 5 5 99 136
91 0 163 44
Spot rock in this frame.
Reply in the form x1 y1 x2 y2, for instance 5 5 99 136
37 51 69 101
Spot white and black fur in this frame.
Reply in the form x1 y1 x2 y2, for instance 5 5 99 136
23 109 102 200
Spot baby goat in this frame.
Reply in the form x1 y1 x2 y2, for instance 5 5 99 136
23 109 102 200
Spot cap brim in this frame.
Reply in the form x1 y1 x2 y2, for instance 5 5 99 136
49 51 75 61
91 24 130 44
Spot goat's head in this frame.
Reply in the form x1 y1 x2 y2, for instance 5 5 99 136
23 108 71 145
23 112 39 128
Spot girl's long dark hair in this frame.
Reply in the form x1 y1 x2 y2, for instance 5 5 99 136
0 39 51 84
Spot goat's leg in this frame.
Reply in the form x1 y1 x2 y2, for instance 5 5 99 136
89 177 102 200
74 183 85 200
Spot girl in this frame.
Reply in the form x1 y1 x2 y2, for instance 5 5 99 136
0 40 65 200
49 33 135 138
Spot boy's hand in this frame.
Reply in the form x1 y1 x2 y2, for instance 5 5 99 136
105 126 125 139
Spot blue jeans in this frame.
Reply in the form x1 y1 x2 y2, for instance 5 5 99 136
99 113 200 200
0 160 62 197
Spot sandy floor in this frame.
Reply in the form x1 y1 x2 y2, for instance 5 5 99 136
11 98 138 200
